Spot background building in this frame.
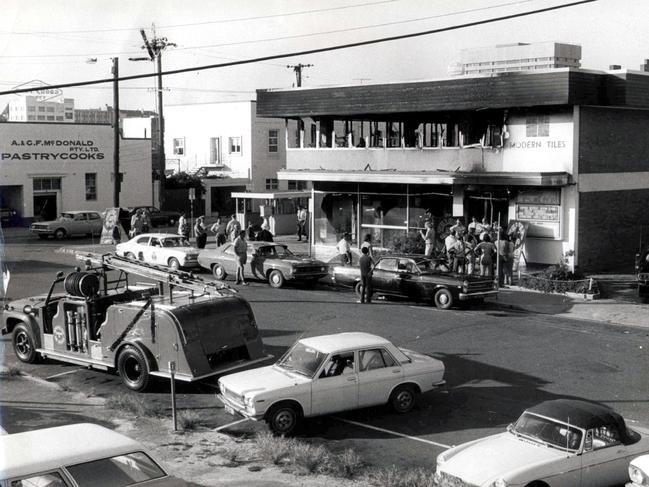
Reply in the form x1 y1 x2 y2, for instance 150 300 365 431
459 42 581 76
256 67 649 272
6 96 75 123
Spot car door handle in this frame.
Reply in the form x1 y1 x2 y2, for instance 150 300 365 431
346 376 356 382
392 369 401 374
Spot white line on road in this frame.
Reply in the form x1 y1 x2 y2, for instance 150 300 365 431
334 417 451 449
213 418 249 432
45 369 80 380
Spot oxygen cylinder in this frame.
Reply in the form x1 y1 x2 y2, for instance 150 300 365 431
65 310 75 349
74 312 82 352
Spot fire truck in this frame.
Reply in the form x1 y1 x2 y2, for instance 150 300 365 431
1 253 268 391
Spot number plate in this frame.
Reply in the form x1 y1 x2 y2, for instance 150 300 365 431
224 404 235 416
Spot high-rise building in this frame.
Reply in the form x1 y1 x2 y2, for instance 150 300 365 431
459 42 581 76
7 96 75 123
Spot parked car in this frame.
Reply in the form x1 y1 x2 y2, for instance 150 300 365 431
0 207 19 227
30 211 103 239
628 455 649 486
199 241 328 288
435 399 649 487
330 254 497 309
0 423 185 486
130 206 181 227
218 332 445 435
116 233 200 270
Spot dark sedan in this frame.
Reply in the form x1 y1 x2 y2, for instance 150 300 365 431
130 206 181 227
331 255 497 309
198 242 329 288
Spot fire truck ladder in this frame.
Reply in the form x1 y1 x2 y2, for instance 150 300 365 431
76 252 236 299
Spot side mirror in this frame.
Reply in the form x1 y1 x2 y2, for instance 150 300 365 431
583 430 593 452
56 271 65 279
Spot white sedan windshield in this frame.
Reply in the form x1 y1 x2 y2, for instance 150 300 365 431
512 413 583 451
277 342 327 377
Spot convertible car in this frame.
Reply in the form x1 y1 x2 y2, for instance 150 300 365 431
218 332 445 435
435 399 649 487
116 233 200 270
330 254 497 309
198 241 328 288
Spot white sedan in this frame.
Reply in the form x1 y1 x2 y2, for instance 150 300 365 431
436 399 649 487
629 455 649 486
218 332 445 435
115 233 200 270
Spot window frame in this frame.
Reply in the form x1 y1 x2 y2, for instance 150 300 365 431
268 129 279 153
209 137 221 164
228 136 242 155
172 137 185 155
85 173 97 201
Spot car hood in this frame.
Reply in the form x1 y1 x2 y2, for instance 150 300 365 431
220 364 310 396
6 294 52 311
439 432 568 485
282 257 325 266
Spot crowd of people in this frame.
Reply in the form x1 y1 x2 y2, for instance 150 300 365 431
174 213 275 250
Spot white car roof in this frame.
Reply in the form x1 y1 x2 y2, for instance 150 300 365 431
136 233 181 239
299 332 392 354
0 423 151 479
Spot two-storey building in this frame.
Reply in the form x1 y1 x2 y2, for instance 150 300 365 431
256 68 649 272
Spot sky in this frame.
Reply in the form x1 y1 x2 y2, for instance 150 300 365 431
0 0 647 112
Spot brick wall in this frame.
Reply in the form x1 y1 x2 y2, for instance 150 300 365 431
578 189 649 272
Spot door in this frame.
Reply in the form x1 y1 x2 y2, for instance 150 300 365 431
87 212 103 235
372 258 401 296
357 348 404 407
311 351 358 415
69 213 88 235
221 244 238 275
33 193 57 221
147 237 163 264
579 427 631 487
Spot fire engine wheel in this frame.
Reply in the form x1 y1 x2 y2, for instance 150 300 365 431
117 346 151 392
433 288 454 310
168 258 180 271
212 264 227 280
54 228 67 240
390 385 417 414
268 270 285 288
13 324 39 364
125 252 136 260
266 403 301 435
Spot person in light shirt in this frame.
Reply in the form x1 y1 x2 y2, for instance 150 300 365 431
337 233 352 265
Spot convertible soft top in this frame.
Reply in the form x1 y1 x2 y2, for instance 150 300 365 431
527 399 628 433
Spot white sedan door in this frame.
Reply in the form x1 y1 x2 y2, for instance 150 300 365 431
310 351 358 416
357 348 404 408
579 427 632 487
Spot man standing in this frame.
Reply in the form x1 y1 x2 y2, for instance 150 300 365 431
194 216 207 249
337 233 352 265
420 221 435 257
233 230 249 286
210 217 227 247
296 205 308 241
178 212 190 244
226 214 241 242
358 246 373 304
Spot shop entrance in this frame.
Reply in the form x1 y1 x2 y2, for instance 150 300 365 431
465 190 510 225
34 193 57 221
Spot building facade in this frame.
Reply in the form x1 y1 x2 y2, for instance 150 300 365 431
459 42 581 76
7 96 75 123
256 68 649 272
0 122 153 223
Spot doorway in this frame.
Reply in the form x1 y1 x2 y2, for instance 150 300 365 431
33 194 57 221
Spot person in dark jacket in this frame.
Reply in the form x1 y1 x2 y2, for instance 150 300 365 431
358 245 374 304
257 222 274 242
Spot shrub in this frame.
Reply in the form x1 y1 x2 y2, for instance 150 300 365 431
391 231 425 254
255 432 295 465
335 448 364 479
518 250 599 295
368 465 437 487
105 393 165 417
178 410 201 431
291 442 330 475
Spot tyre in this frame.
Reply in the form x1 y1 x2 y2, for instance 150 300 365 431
433 288 454 310
354 281 363 297
268 270 285 288
125 252 136 260
390 385 416 414
212 264 227 280
117 345 151 392
54 228 67 240
266 403 301 435
168 258 180 271
13 324 39 363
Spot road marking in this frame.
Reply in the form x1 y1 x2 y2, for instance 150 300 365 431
45 369 80 380
334 417 451 449
213 418 249 432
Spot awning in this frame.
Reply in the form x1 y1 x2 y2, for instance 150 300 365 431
231 190 311 199
278 170 570 187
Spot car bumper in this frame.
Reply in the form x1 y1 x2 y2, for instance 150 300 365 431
458 290 498 300
290 272 329 281
217 393 264 421
30 227 52 235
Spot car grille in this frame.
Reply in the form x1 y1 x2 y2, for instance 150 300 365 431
294 265 326 274
31 224 49 231
466 280 495 293
220 385 244 408
435 471 478 487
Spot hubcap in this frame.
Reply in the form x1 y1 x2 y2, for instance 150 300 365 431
124 357 142 382
396 391 413 410
217 268 224 278
272 273 280 284
275 410 294 432
15 332 31 357
438 293 449 304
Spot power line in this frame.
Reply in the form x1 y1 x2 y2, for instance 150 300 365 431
0 0 401 35
0 0 597 97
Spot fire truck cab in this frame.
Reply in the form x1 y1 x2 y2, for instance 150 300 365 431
1 254 267 391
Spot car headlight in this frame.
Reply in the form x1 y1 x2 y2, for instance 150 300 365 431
629 464 648 485
244 396 255 408
436 451 447 467
462 280 469 292
493 479 508 487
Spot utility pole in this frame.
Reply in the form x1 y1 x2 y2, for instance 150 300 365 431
130 25 175 194
112 57 120 207
287 63 313 87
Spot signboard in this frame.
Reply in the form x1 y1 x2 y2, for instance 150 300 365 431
100 208 126 245
12 80 62 102
515 190 561 239
188 188 196 201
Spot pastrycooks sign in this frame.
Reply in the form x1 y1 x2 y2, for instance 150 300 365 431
1 139 106 161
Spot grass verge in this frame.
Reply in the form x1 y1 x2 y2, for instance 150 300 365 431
105 393 166 418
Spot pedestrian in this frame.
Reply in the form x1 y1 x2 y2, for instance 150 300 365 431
450 235 467 274
296 205 308 241
246 221 257 241
258 222 274 242
479 218 492 242
337 232 352 265
468 216 481 234
233 230 249 285
210 217 227 247
420 221 435 257
141 208 152 233
499 233 515 285
450 218 465 236
444 229 458 254
178 212 190 244
226 214 241 242
360 233 373 258
465 228 478 274
475 234 497 277
358 245 373 304
111 224 121 244
194 216 207 249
